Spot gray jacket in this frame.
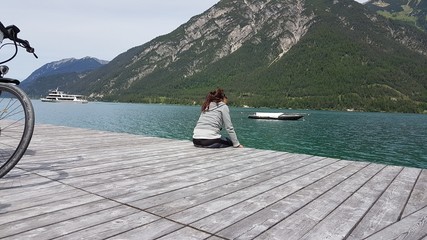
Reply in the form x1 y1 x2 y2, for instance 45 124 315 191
193 102 240 147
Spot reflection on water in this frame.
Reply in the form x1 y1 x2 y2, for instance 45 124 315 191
33 100 427 169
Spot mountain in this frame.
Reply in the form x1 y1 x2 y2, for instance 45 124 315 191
20 57 108 97
365 0 427 32
29 0 427 113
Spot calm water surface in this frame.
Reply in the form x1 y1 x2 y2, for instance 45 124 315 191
33 100 427 169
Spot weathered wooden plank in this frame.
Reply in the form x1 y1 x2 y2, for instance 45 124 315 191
21 144 192 169
21 139 194 173
57 148 261 188
156 227 211 240
190 159 351 233
0 181 69 200
54 211 160 240
250 163 386 240
144 155 324 217
53 150 228 186
205 237 225 240
0 172 59 193
0 199 120 238
25 137 177 159
402 169 427 217
0 170 33 185
1 205 139 240
25 139 178 161
127 152 310 209
0 194 104 225
37 150 206 179
1 124 425 240
83 152 298 203
214 161 369 239
0 166 28 175
296 165 403 240
364 206 427 240
347 167 422 240
166 157 338 224
79 150 276 200
108 219 183 240
0 188 88 213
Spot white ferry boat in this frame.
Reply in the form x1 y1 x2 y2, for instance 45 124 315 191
248 112 304 120
41 89 88 103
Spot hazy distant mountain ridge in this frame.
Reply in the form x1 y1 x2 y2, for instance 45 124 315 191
21 57 108 97
23 57 108 83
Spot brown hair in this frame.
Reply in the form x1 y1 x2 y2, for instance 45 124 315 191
201 88 226 112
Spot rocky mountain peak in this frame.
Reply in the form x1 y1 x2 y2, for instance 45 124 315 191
128 0 315 85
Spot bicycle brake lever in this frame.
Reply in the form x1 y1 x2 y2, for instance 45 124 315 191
25 45 37 58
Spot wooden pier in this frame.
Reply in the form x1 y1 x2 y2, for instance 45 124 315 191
1 124 426 240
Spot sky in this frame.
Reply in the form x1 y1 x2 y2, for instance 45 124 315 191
1 0 220 80
2 0 368 80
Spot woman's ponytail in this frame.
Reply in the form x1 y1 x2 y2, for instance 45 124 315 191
201 88 226 112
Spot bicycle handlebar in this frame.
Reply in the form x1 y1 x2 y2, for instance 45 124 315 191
0 21 37 59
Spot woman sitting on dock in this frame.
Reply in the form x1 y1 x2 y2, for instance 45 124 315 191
193 88 243 148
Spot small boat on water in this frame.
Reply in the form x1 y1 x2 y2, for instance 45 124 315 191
41 89 88 103
248 112 304 120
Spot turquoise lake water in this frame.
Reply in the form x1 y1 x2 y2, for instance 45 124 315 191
33 100 427 169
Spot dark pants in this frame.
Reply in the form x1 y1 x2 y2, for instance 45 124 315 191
193 137 233 148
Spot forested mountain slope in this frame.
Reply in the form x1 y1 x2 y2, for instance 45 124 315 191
365 0 427 31
29 0 427 113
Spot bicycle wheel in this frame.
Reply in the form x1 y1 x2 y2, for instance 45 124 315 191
0 83 35 178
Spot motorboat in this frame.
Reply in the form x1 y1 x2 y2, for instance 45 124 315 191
248 112 304 120
40 89 88 103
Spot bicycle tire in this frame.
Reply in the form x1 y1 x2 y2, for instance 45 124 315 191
0 83 35 178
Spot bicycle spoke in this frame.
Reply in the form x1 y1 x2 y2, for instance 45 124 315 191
0 83 35 178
